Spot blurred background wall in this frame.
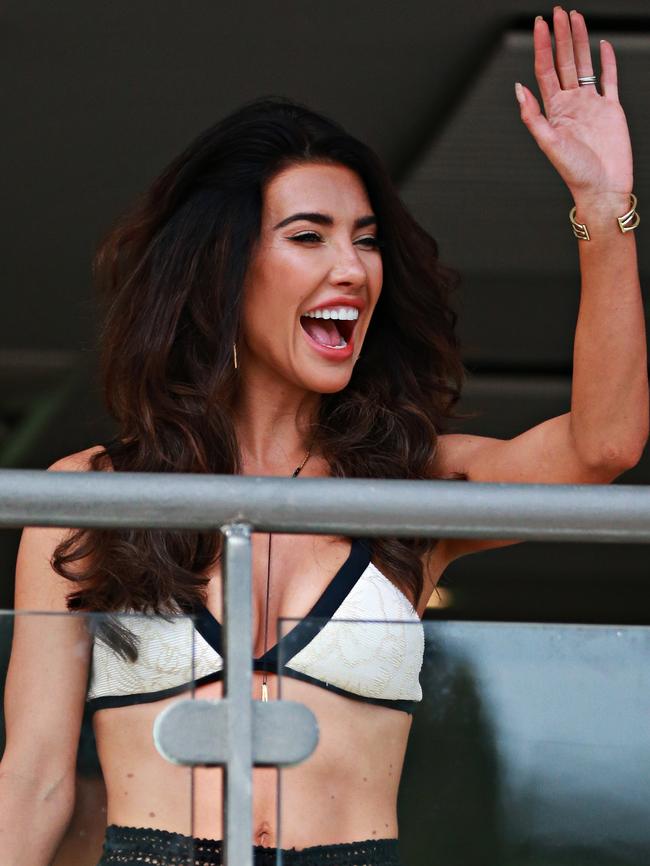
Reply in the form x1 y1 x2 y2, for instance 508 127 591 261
1 0 648 619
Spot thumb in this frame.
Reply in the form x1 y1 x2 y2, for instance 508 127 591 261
515 82 557 155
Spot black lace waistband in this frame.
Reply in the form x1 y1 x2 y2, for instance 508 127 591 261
98 824 404 866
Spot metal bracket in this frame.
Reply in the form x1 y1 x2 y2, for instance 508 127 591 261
154 698 319 766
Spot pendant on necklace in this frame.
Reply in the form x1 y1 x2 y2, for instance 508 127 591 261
261 681 268 702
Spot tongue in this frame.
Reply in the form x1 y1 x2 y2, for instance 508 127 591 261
301 317 344 347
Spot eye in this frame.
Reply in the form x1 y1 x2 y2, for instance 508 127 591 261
354 236 381 250
289 231 322 243
287 232 381 250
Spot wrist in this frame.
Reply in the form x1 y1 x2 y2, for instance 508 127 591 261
570 190 639 241
571 190 632 222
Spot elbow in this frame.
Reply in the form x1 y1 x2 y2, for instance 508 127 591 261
571 411 649 476
589 437 648 477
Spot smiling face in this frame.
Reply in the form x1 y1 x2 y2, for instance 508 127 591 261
240 162 383 395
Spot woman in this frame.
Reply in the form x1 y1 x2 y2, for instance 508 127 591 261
1 7 647 866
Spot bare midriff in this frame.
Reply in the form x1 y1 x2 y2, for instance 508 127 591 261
93 672 412 849
92 532 441 850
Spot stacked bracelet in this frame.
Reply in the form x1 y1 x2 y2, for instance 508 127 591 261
569 193 640 241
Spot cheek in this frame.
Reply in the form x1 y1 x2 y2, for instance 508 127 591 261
240 252 306 354
241 292 284 365
368 260 383 308
244 246 321 331
272 242 324 293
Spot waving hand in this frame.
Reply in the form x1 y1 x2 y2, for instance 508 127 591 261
515 8 633 203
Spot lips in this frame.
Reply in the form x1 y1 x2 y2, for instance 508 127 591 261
298 297 364 362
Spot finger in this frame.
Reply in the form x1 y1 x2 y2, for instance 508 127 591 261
569 10 596 88
553 6 579 89
534 15 561 112
599 39 619 100
515 83 558 155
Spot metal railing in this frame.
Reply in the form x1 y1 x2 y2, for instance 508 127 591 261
2 469 650 540
2 468 650 866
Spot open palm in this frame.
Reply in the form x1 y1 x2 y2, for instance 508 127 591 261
517 8 633 200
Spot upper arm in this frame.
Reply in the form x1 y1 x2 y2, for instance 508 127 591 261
431 413 632 564
2 448 102 782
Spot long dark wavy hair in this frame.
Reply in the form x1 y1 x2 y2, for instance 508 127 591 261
53 95 468 633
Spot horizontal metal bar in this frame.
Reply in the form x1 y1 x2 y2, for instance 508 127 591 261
0 469 649 542
153 699 319 767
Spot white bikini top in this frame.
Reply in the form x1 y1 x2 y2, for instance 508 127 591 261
87 539 425 715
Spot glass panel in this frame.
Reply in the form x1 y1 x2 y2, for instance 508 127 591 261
0 609 201 866
276 615 422 866
277 617 650 866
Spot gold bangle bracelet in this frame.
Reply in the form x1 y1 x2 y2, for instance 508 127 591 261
569 208 591 240
569 193 640 241
617 193 641 233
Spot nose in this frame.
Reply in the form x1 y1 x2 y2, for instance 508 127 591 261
328 242 367 288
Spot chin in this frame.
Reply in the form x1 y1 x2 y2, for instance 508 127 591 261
299 366 354 395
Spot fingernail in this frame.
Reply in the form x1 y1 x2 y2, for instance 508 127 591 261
514 82 525 105
553 5 563 11
535 14 543 22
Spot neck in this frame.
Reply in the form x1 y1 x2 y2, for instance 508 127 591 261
233 367 319 476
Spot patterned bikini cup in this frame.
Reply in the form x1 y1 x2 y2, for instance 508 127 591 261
97 825 405 866
87 538 425 716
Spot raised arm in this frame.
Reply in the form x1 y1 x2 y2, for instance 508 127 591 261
432 8 648 563
0 453 96 866
517 8 647 468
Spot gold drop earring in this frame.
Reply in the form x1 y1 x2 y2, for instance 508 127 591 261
232 343 238 370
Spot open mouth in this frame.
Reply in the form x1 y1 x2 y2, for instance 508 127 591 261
299 306 359 350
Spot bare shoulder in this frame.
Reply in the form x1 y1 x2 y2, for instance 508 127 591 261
14 445 111 612
427 431 526 572
48 444 113 473
430 432 486 477
427 418 629 565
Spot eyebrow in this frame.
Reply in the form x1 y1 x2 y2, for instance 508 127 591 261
272 212 377 231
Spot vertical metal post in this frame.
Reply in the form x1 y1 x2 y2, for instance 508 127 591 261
221 523 253 866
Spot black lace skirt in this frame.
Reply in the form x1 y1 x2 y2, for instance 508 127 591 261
96 825 405 866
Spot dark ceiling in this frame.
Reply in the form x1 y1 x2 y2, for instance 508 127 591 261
1 1 649 617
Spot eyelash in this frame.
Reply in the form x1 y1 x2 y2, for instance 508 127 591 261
289 231 381 250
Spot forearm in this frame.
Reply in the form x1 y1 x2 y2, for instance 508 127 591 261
569 192 649 466
0 764 74 866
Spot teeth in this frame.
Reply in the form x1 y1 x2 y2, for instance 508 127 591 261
302 306 359 321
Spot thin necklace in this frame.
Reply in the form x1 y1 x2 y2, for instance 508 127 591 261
261 445 312 702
